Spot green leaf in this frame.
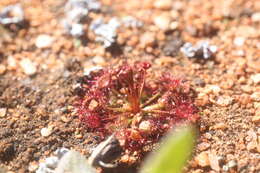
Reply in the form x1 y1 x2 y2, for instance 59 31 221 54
140 124 197 173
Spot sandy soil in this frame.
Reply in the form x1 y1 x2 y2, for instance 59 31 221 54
0 0 259 172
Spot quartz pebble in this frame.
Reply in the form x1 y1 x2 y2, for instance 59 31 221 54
197 142 210 151
92 56 105 65
153 0 172 10
215 96 233 107
40 127 53 137
208 153 220 171
7 56 17 70
212 122 227 130
252 12 260 22
251 73 260 84
28 162 39 172
139 121 152 133
19 59 37 76
0 64 6 75
0 108 7 117
233 37 245 46
153 14 171 30
251 92 260 102
35 35 54 48
195 152 210 167
227 160 237 169
140 32 155 48
252 115 260 123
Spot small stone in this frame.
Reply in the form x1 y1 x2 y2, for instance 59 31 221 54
215 96 233 107
227 160 237 169
0 64 6 74
208 153 220 171
247 141 257 151
252 115 260 123
195 152 210 167
235 50 245 57
251 73 260 84
233 37 245 46
170 21 179 30
60 116 69 123
140 32 155 48
204 132 212 139
19 58 37 76
35 34 54 48
212 123 227 130
75 134 83 139
139 121 152 133
41 127 53 137
197 142 210 151
88 99 98 110
28 161 38 172
92 56 105 65
7 56 17 70
0 108 7 117
241 85 252 93
153 14 171 30
238 94 251 105
222 165 229 171
251 92 260 102
70 23 84 38
252 12 260 22
153 0 172 10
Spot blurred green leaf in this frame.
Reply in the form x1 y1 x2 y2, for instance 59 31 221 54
140 124 197 173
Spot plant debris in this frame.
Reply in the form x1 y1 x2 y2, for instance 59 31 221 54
90 18 120 48
0 4 24 26
180 41 217 59
63 0 101 37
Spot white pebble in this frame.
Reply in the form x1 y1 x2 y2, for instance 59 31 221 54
70 23 84 37
41 127 52 137
35 35 54 48
251 73 260 84
0 108 7 117
252 12 260 22
153 14 171 30
83 66 103 76
139 121 152 133
19 58 37 76
233 37 245 47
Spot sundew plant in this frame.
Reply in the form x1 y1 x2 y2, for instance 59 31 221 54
75 61 199 157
